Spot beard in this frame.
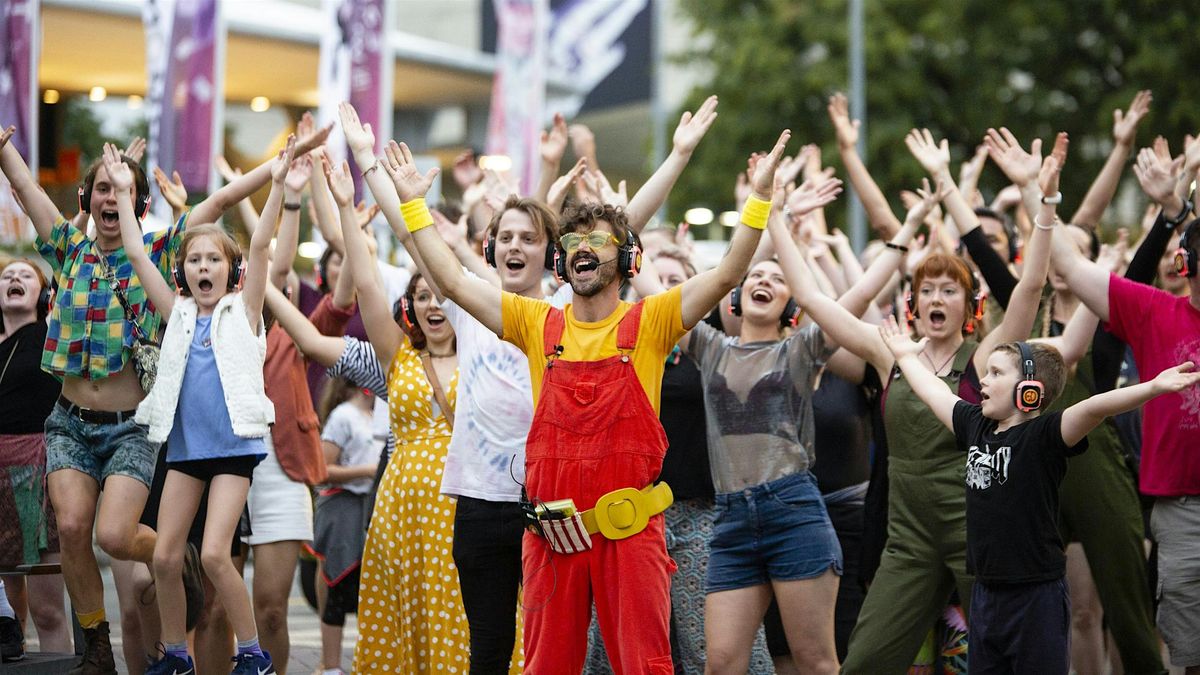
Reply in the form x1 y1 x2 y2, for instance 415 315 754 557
568 252 618 297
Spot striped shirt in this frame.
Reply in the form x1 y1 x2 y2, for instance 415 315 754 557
36 214 188 380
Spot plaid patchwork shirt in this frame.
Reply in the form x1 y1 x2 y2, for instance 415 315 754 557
36 213 188 380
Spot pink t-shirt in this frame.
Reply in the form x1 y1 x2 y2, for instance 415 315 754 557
1104 274 1200 496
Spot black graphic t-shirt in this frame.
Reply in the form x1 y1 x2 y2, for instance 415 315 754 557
952 401 1088 585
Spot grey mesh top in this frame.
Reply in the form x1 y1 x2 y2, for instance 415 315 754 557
686 321 831 494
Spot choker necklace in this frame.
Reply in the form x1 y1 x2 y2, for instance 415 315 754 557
426 350 455 358
921 347 957 375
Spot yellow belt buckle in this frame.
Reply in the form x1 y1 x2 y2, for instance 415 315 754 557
590 487 648 540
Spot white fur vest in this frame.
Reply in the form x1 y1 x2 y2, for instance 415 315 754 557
135 293 274 443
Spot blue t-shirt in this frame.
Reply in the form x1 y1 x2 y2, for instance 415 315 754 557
166 316 266 463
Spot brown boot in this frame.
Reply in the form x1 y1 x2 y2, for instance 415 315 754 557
68 620 116 675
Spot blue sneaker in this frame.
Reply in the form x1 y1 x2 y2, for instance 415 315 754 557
230 650 275 675
145 651 194 675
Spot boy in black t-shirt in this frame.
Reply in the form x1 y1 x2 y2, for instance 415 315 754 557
880 318 1200 672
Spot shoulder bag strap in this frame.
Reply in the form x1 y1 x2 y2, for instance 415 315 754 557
419 351 455 430
97 255 150 343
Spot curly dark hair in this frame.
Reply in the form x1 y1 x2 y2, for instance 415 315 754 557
558 202 630 243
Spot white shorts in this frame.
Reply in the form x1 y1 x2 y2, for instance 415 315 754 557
243 433 313 545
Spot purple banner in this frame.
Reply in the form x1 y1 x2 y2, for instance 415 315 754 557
0 0 38 244
158 0 218 192
486 0 547 196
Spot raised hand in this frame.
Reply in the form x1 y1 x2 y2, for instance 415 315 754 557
214 155 241 183
432 208 468 248
1113 90 1152 147
294 116 333 156
1097 228 1130 274
452 151 483 189
338 102 375 155
984 127 1042 187
1037 132 1069 198
905 129 951 176
322 157 356 207
1183 134 1200 175
569 124 596 161
828 93 860 149
124 137 146 163
1150 361 1200 396
582 169 627 207
153 166 188 210
285 154 313 194
381 139 439 202
786 174 843 219
879 315 924 358
271 135 297 185
673 95 718 156
355 201 380 229
0 125 13 150
547 157 587 212
904 177 948 224
991 184 1023 213
101 143 134 193
1132 145 1184 206
296 111 316 149
540 112 569 165
750 130 792 199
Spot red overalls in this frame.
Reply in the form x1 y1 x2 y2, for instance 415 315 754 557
522 302 674 674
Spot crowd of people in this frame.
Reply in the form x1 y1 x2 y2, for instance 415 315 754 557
0 85 1198 675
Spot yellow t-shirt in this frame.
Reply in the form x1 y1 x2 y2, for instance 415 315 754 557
501 285 686 416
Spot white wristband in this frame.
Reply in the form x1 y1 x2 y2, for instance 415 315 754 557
1033 214 1058 230
1040 192 1062 205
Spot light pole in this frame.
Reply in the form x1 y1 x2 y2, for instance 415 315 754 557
848 0 866 252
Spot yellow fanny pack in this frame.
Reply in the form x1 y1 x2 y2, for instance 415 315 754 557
532 483 673 546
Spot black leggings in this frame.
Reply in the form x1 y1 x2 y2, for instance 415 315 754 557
451 497 525 675
321 568 360 627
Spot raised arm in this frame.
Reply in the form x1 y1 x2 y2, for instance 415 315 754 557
106 143 175 318
263 284 347 367
880 316 959 430
985 126 1053 228
243 137 294 332
189 114 330 225
625 96 719 232
769 192 893 372
388 140 504 335
534 112 568 203
308 147 344 256
326 155 404 368
1061 361 1200 447
1070 91 1151 228
270 153 311 291
0 126 61 241
828 94 902 238
678 129 788 329
977 133 1068 365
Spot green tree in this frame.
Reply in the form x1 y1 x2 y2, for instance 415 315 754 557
670 0 1200 240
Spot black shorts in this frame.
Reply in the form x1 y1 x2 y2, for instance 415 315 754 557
167 454 261 482
140 446 248 557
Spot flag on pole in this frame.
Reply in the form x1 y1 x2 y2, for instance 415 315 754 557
486 0 548 197
0 0 40 245
320 0 390 200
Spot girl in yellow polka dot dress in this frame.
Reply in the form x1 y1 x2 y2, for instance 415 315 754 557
322 155 471 673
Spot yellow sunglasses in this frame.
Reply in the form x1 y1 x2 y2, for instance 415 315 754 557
559 231 619 253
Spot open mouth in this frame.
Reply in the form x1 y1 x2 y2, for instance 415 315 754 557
426 313 446 328
928 310 946 328
505 258 526 271
573 256 599 274
6 286 25 298
197 279 214 292
750 288 773 303
100 210 120 226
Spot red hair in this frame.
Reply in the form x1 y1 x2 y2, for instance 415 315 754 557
911 253 980 333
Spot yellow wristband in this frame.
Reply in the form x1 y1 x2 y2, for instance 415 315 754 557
400 197 434 233
740 195 772 230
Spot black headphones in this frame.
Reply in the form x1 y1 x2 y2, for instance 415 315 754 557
728 286 803 329
904 268 987 335
484 229 556 271
1014 341 1044 412
553 227 643 282
37 283 53 320
173 256 244 295
1174 218 1200 279
79 157 152 221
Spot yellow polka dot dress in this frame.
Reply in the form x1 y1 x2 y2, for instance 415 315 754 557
354 342 469 672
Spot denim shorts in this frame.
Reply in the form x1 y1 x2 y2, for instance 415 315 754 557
706 471 843 593
44 402 157 487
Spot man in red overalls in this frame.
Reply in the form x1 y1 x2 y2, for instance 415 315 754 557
392 129 790 673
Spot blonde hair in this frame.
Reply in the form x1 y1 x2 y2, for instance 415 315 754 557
176 224 242 295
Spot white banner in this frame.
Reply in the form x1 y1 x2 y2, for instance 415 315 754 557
486 0 548 197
